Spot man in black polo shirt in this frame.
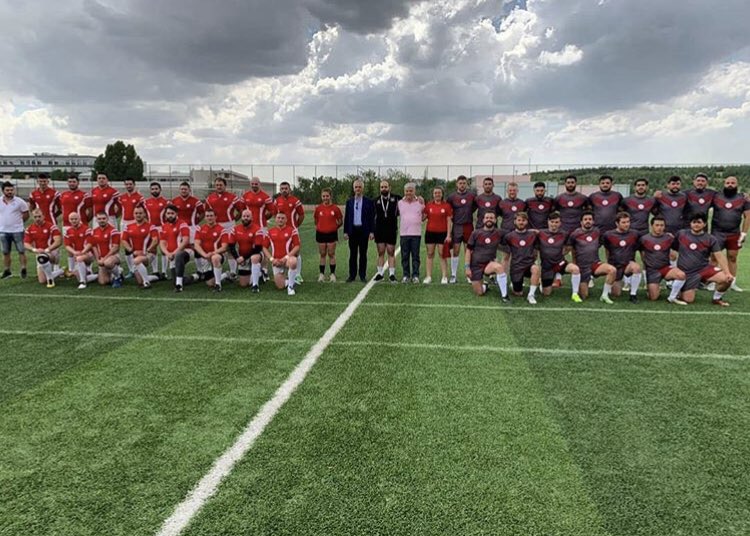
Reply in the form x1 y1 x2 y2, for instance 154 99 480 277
374 180 400 282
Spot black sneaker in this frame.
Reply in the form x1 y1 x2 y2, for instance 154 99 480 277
346 277 355 283
360 276 367 283
174 284 183 293
158 272 168 281
213 285 222 293
20 268 27 279
501 296 511 303
0 270 11 279
389 274 397 283
374 273 384 282
629 295 638 304
251 285 260 293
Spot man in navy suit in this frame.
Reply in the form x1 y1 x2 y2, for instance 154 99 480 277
344 179 375 282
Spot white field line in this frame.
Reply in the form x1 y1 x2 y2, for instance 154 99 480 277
331 340 750 362
2 292 347 307
155 247 400 536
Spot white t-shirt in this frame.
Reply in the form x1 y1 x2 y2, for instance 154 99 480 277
0 196 29 233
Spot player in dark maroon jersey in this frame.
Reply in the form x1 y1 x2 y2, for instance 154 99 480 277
638 216 687 304
554 175 589 233
685 173 715 219
588 175 624 232
567 211 617 303
498 182 526 274
474 177 502 228
673 213 734 306
710 176 750 292
537 212 582 302
602 212 642 303
464 212 508 300
524 181 554 231
448 175 476 283
502 212 541 304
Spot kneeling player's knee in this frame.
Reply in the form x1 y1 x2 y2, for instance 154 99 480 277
570 265 580 275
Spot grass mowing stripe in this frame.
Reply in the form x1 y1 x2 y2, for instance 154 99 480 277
156 249 400 536
0 329 314 345
332 340 750 362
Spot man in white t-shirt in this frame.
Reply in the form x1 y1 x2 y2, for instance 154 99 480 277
0 181 30 279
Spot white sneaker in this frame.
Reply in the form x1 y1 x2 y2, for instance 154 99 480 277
440 277 448 284
668 297 688 306
466 277 471 283
412 276 420 284
527 294 537 305
730 281 743 292
705 282 716 292
449 276 457 284
423 276 432 284
622 283 631 292
317 273 326 282
77 283 87 290
588 279 595 288
287 287 296 296
402 276 409 283
329 273 337 283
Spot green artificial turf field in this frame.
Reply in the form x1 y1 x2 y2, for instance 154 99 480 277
1 220 749 535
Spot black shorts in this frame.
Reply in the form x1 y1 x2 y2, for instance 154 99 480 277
469 263 489 282
511 264 534 289
374 225 398 245
425 231 447 244
542 260 567 287
316 231 338 243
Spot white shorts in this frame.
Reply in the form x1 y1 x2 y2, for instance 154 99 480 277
189 225 198 243
272 265 287 276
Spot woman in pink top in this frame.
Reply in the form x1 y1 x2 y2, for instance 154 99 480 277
397 183 424 283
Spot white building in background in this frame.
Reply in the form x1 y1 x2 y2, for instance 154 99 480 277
0 152 97 178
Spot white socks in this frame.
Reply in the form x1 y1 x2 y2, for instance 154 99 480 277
377 265 385 276
389 266 396 276
228 258 237 275
287 269 297 288
571 273 581 295
51 267 64 280
713 290 725 300
528 284 538 298
213 266 223 285
602 283 613 298
151 255 159 273
126 254 134 273
40 262 53 281
176 276 183 286
67 256 75 271
496 273 508 297
668 279 685 300
251 263 261 286
136 263 150 283
629 273 642 295
450 256 459 277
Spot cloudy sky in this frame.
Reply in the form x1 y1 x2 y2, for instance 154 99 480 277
2 0 750 167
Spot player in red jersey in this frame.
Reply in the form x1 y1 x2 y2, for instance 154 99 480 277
23 208 63 287
241 177 275 229
78 211 122 288
262 212 301 295
194 209 231 291
64 212 97 288
119 177 145 278
228 209 265 291
90 173 120 227
273 181 305 283
28 173 60 225
423 186 453 284
143 181 170 278
59 174 91 275
313 188 343 282
205 177 242 279
122 206 160 289
171 181 204 243
159 204 199 292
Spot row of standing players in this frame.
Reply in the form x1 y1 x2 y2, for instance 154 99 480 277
12 172 750 304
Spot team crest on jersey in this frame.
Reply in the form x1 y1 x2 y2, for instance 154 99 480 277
284 233 289 238
725 202 733 209
538 204 544 210
519 240 526 246
638 204 644 210
689 243 698 250
485 202 490 207
547 237 555 244
585 236 593 242
567 201 574 207
440 209 445 214
484 237 491 244
602 200 609 206
654 244 662 251
671 201 678 207
43 229 48 234
330 211 335 216
212 232 218 237
699 198 706 204
461 199 467 205
619 240 626 246
511 206 518 212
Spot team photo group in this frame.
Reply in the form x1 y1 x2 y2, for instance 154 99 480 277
0 171 747 306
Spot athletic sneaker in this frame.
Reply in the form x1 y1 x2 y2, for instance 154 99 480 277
374 273 384 282
227 272 238 282
712 298 730 307
448 276 457 284
730 281 743 292
0 270 11 279
142 281 152 290
77 283 87 290
63 268 73 279
251 285 260 293
159 272 168 281
629 295 638 304
402 276 409 283
571 293 583 303
295 274 303 284
588 279 594 288
423 276 432 284
317 273 326 282
389 274 397 283
440 277 448 284
287 287 296 296
124 272 135 280
174 284 183 293
501 295 511 303
599 295 613 304
111 277 123 289
412 276 420 284
46 280 55 289
481 283 488 294
213 284 222 293
329 274 337 283
705 282 716 292
667 297 687 306
622 282 631 292
527 294 537 305
20 268 27 278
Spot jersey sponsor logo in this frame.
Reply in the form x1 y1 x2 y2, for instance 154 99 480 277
619 239 626 246
638 204 645 210
671 201 678 207
654 244 662 251
689 243 698 250
567 201 574 207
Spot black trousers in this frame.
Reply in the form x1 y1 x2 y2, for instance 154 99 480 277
348 226 369 280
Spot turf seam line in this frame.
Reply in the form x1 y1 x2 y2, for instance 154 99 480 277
0 329 313 345
154 247 401 536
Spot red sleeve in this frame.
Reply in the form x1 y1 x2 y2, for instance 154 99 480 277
292 230 301 249
335 206 343 220
220 231 232 245
179 224 190 239
111 230 121 245
446 204 454 217
51 226 61 239
150 228 159 242
23 229 33 243
262 234 271 249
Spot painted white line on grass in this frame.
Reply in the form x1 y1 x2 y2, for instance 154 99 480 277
2 292 348 308
361 301 750 317
0 329 312 346
332 340 750 362
155 249 400 536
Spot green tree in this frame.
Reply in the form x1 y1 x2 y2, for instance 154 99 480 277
11 169 24 180
93 141 144 181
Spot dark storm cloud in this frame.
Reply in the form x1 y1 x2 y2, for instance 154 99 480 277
306 0 420 34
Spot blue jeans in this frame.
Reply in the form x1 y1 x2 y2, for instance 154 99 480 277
400 235 421 278
0 232 25 255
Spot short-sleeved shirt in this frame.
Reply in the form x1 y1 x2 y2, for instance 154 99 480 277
474 193 502 227
241 189 274 228
674 230 721 273
424 201 453 233
230 223 264 257
398 198 424 237
447 191 476 225
160 221 191 251
466 227 502 265
87 224 120 256
588 190 624 231
24 221 61 249
273 195 304 229
639 232 674 272
60 189 91 226
711 192 750 233
196 223 229 254
498 198 527 232
90 186 120 217
602 229 640 267
64 224 90 251
537 229 568 268
120 191 144 221
0 196 30 233
554 192 589 232
264 225 301 259
205 192 241 224
143 196 168 226
655 191 687 231
171 195 203 226
621 195 656 233
123 222 159 252
314 204 343 234
502 229 539 268
568 227 602 267
375 194 401 230
685 188 716 217
29 188 60 223
524 196 554 230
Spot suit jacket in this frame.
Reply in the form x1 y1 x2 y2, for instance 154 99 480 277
344 195 375 236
